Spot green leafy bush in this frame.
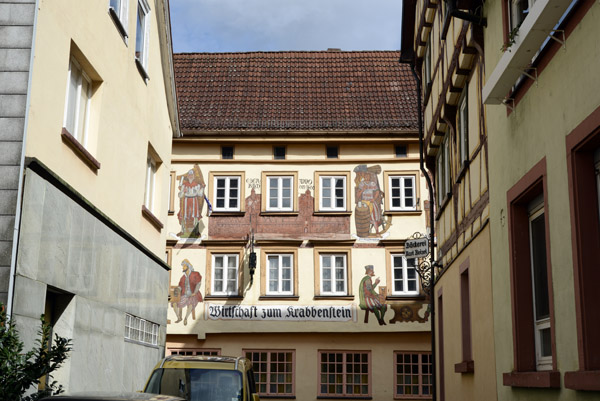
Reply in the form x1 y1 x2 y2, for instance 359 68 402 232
0 304 73 401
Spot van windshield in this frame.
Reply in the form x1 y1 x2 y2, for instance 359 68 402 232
145 368 243 401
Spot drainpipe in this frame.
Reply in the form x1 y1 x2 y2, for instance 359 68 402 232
400 58 437 401
6 0 41 319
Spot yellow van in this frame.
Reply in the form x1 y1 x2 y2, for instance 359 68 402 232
143 355 260 401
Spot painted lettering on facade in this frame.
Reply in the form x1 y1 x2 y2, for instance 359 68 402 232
206 304 354 321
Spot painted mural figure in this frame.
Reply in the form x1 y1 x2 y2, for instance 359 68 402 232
174 259 203 325
359 265 387 325
177 165 205 236
354 164 390 237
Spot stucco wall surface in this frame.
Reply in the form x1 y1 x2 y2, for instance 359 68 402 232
22 0 173 255
484 1 600 399
12 168 169 392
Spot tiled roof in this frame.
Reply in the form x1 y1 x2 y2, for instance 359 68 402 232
173 51 418 133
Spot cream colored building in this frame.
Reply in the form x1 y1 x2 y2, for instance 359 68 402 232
166 51 432 401
400 1 497 400
483 0 600 398
1 0 177 392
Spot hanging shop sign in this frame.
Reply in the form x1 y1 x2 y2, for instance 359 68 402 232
206 303 355 322
405 237 429 259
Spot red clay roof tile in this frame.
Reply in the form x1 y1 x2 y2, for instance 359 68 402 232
174 51 418 133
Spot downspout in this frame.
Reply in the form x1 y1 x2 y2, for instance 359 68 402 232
400 58 437 401
6 0 41 319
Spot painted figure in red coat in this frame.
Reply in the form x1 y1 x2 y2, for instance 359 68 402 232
175 259 203 325
177 165 205 237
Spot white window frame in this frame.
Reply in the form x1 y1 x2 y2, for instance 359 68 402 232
528 200 552 371
458 89 469 167
213 176 241 212
267 254 294 296
508 0 536 31
135 0 150 71
144 154 157 211
388 175 416 211
63 57 92 146
267 176 294 211
391 254 420 296
125 313 158 346
320 254 348 296
319 176 346 211
212 254 239 296
109 0 129 37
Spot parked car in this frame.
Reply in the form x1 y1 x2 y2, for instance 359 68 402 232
143 355 260 401
42 393 185 401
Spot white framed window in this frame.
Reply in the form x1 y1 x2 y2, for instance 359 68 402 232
528 200 552 371
320 254 347 296
125 313 158 346
214 176 241 212
458 89 469 167
212 254 239 296
267 176 293 211
135 0 150 71
109 0 129 37
267 254 293 295
63 57 92 146
388 175 416 211
319 176 346 211
144 154 157 212
391 254 419 296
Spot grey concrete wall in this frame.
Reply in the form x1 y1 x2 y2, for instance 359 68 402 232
13 169 168 392
0 0 36 305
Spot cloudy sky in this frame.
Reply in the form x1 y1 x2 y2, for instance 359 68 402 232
169 0 403 53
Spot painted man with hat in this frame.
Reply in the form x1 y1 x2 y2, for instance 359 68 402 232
175 259 203 325
359 264 387 325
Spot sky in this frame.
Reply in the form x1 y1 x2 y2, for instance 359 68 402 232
169 0 403 53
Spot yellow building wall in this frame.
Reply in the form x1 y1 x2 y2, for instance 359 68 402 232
24 0 174 254
484 0 600 399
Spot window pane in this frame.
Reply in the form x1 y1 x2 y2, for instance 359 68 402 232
76 76 89 141
65 62 79 134
540 327 552 357
530 213 550 320
135 4 144 59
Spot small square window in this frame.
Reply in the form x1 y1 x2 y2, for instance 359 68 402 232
391 254 420 296
326 145 339 159
274 146 286 160
211 254 239 296
267 254 294 295
395 145 407 158
213 176 241 212
320 254 348 296
319 176 346 211
318 351 370 397
245 350 295 396
267 176 293 211
221 146 234 159
394 352 432 398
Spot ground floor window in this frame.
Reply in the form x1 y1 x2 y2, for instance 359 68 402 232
125 313 158 346
244 350 295 396
394 352 432 398
318 351 370 397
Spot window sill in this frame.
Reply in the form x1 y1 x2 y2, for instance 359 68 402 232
435 194 452 221
502 370 561 388
260 211 299 216
259 295 299 301
386 295 427 301
456 160 470 183
317 397 371 400
313 295 354 301
210 211 245 216
454 360 474 374
259 396 295 399
313 211 352 216
385 210 422 216
204 295 243 300
564 370 600 391
108 7 128 43
135 57 149 82
142 205 163 231
61 128 101 172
